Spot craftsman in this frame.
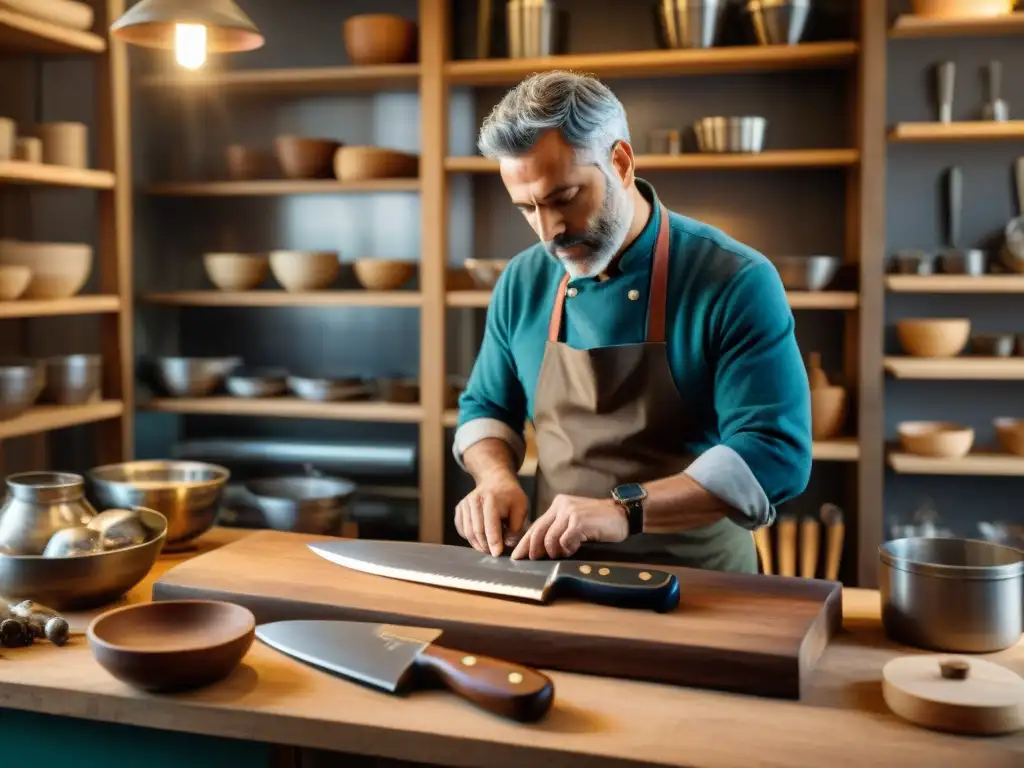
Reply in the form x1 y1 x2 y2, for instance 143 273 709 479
452 71 812 573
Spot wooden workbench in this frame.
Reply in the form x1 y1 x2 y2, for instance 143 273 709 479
0 528 1020 768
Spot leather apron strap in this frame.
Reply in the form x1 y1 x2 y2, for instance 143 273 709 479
548 204 671 343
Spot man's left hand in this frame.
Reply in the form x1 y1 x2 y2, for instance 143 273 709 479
510 494 628 560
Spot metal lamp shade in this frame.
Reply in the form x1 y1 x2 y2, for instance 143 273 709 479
110 0 264 52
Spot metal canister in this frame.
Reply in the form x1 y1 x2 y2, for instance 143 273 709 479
0 472 97 555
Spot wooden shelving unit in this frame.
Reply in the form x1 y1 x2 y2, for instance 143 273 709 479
448 290 859 310
144 291 421 308
889 121 1024 142
0 2 133 470
884 357 1024 380
888 451 1024 476
886 275 1024 293
446 150 859 173
890 12 1024 39
146 178 420 196
139 64 420 94
142 397 423 423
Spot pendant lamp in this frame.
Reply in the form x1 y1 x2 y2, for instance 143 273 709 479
111 0 264 70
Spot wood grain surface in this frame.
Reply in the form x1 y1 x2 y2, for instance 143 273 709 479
151 530 842 699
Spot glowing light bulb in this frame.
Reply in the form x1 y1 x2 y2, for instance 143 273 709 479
174 23 207 70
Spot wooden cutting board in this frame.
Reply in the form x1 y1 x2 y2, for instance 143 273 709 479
152 530 842 699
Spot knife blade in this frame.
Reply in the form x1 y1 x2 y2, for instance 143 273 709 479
255 619 554 722
309 540 680 612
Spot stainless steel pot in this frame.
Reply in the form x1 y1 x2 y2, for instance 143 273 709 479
244 464 356 535
880 537 1024 653
0 471 97 555
0 359 44 419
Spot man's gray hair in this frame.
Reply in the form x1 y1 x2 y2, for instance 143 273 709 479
477 70 630 165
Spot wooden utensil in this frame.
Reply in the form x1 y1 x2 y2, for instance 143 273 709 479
882 655 1024 736
776 514 797 577
752 527 773 575
799 516 819 579
807 352 846 440
819 503 844 582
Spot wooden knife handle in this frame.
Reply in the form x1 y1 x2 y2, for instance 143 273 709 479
553 563 680 612
777 516 797 577
415 644 554 723
799 518 820 579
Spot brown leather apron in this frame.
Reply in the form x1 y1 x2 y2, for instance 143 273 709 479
531 201 758 572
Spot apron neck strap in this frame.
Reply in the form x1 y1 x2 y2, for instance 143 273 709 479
547 201 672 344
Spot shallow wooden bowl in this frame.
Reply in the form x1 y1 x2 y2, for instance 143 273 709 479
896 318 970 358
810 386 846 440
0 239 92 299
994 418 1024 456
204 253 269 291
334 146 418 181
0 265 32 300
352 259 416 290
87 600 255 692
269 250 340 292
225 145 270 181
343 14 417 65
274 135 342 180
898 421 975 458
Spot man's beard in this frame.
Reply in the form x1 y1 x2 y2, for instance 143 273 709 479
545 179 634 279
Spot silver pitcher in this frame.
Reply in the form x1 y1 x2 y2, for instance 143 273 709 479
0 471 97 555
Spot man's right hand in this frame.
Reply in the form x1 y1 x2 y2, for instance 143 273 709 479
454 474 529 557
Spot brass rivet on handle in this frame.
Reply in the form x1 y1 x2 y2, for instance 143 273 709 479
639 571 652 581
508 672 524 684
462 655 477 666
579 565 592 574
599 567 610 576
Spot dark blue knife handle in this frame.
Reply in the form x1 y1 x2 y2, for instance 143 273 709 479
553 563 680 612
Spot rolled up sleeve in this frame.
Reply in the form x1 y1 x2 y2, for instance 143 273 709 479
685 260 813 529
453 270 528 471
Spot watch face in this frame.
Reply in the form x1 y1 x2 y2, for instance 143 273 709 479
614 483 646 503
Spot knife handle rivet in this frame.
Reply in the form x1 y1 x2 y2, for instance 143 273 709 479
578 565 592 574
639 571 652 581
599 567 610 576
508 672 524 685
461 655 478 666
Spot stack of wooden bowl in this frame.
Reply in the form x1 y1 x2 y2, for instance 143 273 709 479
0 240 92 299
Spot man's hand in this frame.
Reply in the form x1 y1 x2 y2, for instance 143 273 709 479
510 494 628 560
454 475 529 557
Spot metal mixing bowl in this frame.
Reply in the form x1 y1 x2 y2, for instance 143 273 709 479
245 466 356 534
770 255 840 291
226 367 289 398
43 354 102 405
653 0 727 49
742 0 810 46
693 116 767 153
0 359 44 419
0 506 167 610
153 356 241 397
87 460 229 550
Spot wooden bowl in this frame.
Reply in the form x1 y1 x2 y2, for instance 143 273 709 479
343 14 417 65
898 421 975 458
225 145 270 181
910 0 1014 17
0 265 32 300
274 135 342 180
334 146 418 182
810 386 846 440
269 250 340 292
352 259 416 290
896 318 970 358
87 600 255 693
0 239 92 299
465 259 510 289
994 418 1024 456
204 253 269 291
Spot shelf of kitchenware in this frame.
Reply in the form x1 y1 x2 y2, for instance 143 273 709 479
144 291 421 308
0 401 124 441
886 275 1024 292
0 295 121 318
0 160 114 189
141 397 422 423
889 121 1024 142
884 357 1024 379
446 289 859 310
890 12 1024 39
446 150 859 173
139 63 422 95
888 451 1024 476
146 178 420 196
0 6 105 54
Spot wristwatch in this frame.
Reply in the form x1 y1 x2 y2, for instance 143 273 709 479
611 483 647 537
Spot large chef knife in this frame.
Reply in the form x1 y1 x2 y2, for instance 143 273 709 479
309 540 680 612
256 619 554 722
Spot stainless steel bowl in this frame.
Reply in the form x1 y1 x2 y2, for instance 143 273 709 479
0 506 167 610
693 116 767 153
743 0 811 46
654 0 727 49
245 466 356 534
153 356 241 397
87 460 229 551
287 375 371 402
879 537 1024 653
770 255 840 291
226 367 289 398
43 354 102 405
0 359 44 419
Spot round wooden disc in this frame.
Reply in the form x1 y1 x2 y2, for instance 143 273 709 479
882 655 1024 736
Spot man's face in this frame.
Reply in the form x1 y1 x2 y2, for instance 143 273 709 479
499 130 632 279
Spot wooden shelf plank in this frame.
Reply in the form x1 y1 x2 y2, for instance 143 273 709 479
142 397 423 423
889 121 1024 142
0 401 123 440
891 12 1024 39
139 64 421 94
0 8 106 54
812 439 860 462
445 41 859 85
884 357 1024 380
447 150 859 173
886 275 1024 293
0 161 115 189
146 178 420 196
0 295 120 317
447 290 858 310
888 450 1024 476
144 291 421 308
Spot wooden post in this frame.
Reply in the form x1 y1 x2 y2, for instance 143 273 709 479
418 0 449 543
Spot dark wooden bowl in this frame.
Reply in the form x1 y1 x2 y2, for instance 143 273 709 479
87 600 255 692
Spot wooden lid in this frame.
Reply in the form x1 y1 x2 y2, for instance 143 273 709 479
882 655 1024 736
